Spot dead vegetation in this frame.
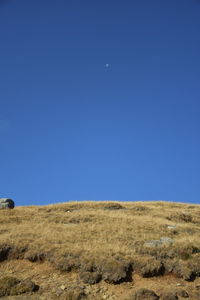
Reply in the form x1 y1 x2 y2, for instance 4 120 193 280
0 201 200 299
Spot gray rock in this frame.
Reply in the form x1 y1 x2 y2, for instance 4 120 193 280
160 237 174 244
145 237 174 247
167 225 177 229
144 240 162 247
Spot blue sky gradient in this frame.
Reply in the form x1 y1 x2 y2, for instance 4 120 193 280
0 0 200 205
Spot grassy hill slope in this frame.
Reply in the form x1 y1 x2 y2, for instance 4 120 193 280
0 201 200 299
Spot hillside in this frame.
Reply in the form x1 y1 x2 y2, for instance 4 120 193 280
0 201 200 299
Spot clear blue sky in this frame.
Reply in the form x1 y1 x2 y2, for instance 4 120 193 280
0 0 200 205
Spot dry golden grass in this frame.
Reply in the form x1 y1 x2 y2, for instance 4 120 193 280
0 201 200 299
